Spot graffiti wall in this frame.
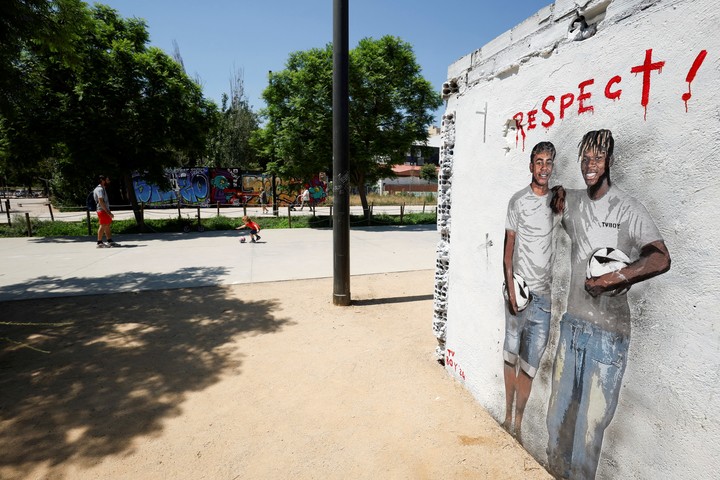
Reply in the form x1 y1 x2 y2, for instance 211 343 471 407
439 1 719 479
132 169 327 207
133 168 211 206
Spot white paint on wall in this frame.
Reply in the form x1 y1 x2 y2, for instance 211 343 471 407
440 0 720 478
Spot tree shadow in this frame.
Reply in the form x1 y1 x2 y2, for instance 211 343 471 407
352 224 436 233
27 230 243 244
0 282 292 477
0 267 238 301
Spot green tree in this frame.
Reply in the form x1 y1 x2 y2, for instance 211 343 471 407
257 35 441 215
0 0 89 191
256 51 334 183
0 0 87 112
207 68 260 168
1 4 217 226
420 163 438 182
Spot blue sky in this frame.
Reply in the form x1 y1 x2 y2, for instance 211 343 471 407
96 0 552 125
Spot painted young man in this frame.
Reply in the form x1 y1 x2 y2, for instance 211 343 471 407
502 141 559 442
546 130 671 479
94 175 117 248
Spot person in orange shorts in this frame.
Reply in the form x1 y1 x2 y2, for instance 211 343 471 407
94 175 117 248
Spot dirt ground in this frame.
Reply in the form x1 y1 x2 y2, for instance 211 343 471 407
0 270 551 479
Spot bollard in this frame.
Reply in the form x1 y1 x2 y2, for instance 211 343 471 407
47 202 54 221
287 206 292 228
243 204 247 217
216 202 220 217
5 199 10 225
423 201 426 213
400 203 405 225
329 205 333 227
177 203 182 220
196 206 201 228
25 212 32 237
86 210 92 235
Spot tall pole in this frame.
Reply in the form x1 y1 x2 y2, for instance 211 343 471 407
332 0 350 306
269 70 279 217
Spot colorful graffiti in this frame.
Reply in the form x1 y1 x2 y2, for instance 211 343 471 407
307 173 329 205
133 169 328 208
209 168 263 205
133 168 210 206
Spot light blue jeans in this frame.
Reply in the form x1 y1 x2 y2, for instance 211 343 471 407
546 313 629 480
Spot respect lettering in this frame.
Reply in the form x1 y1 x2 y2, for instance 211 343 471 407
512 49 708 150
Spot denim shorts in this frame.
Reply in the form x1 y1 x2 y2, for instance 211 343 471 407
503 292 551 378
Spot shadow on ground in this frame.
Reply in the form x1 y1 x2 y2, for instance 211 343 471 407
0 267 235 301
352 294 433 306
26 231 241 244
0 280 292 477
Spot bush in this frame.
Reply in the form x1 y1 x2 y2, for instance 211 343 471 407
0 211 436 238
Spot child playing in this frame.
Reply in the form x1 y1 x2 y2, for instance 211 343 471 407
236 215 261 243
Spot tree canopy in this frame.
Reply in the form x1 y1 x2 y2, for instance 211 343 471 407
257 35 441 212
0 2 218 214
207 69 260 169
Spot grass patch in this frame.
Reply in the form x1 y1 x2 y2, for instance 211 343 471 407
0 211 436 238
327 193 437 207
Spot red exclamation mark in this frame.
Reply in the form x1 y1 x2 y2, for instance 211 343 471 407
682 50 707 112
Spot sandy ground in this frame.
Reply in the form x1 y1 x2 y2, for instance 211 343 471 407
0 270 551 480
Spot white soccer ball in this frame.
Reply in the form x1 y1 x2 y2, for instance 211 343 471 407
586 247 631 296
503 273 531 312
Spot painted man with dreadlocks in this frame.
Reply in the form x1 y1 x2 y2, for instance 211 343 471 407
546 129 671 479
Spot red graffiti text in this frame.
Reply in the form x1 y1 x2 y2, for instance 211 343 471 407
446 349 466 381
512 49 709 150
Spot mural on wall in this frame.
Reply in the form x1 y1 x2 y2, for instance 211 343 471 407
439 1 717 477
133 169 328 208
209 168 267 205
540 130 671 479
501 141 559 444
511 49 709 150
306 173 329 205
133 168 210 206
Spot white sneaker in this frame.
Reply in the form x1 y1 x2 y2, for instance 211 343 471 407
107 241 119 247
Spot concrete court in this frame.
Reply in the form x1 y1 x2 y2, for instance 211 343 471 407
0 225 438 302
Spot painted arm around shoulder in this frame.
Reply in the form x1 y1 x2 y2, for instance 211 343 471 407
585 240 671 297
503 229 519 315
550 185 566 214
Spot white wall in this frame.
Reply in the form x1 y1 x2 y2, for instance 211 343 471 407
440 0 720 478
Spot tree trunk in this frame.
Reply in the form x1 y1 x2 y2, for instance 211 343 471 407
356 173 370 220
123 173 147 232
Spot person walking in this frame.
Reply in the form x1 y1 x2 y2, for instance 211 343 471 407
260 189 269 214
94 175 117 248
299 187 310 211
